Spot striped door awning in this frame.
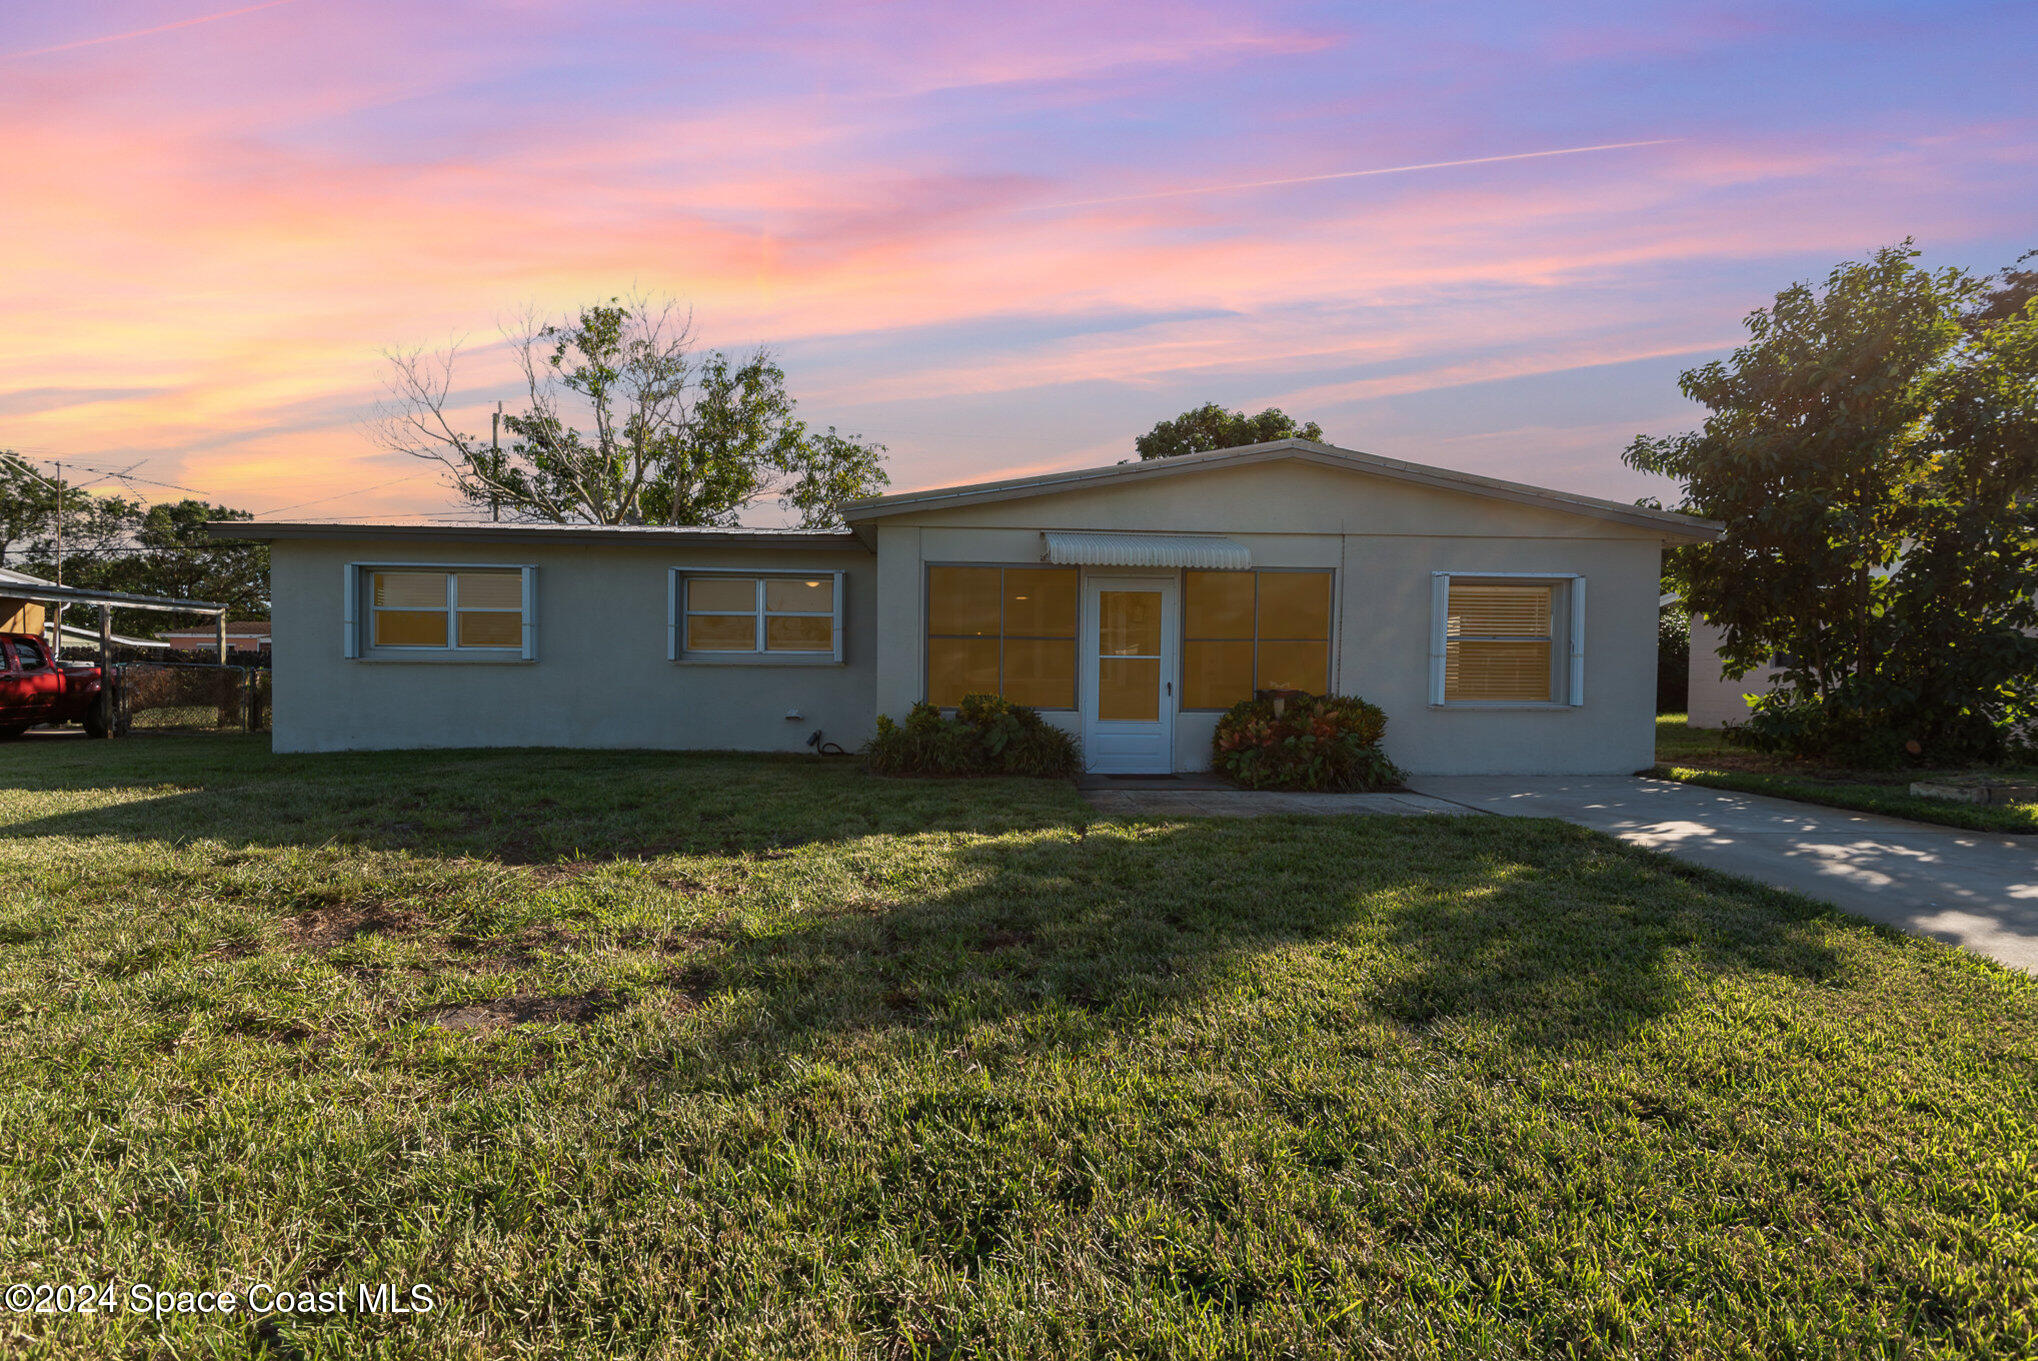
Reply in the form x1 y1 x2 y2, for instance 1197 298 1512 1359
1041 530 1252 570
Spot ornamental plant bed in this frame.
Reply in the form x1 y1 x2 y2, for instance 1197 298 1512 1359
1910 776 2038 806
864 694 1081 779
1211 690 1407 791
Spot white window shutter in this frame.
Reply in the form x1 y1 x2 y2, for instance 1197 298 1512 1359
1428 573 1449 705
342 564 360 659
520 566 536 661
1567 575 1586 706
832 570 846 664
666 570 679 661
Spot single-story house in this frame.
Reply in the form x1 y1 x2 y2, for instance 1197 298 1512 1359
163 620 271 653
0 565 230 659
1686 615 1782 729
212 439 1721 774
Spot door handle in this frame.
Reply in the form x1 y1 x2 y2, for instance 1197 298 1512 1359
1166 680 1172 696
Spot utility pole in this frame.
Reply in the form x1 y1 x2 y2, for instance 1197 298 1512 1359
490 403 502 522
4 453 71 655
51 461 64 659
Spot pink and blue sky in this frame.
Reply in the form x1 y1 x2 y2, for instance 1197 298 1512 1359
3 1 2034 521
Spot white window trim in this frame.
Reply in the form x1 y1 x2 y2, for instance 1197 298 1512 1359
669 568 845 665
1429 571 1584 708
345 562 536 662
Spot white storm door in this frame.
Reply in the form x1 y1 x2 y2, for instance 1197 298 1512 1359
1082 575 1177 774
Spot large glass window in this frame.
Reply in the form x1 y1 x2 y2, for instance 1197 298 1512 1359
1444 580 1556 702
678 574 838 658
926 566 1076 709
369 569 524 650
1181 570 1332 709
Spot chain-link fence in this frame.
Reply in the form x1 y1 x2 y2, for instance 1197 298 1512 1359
112 663 270 733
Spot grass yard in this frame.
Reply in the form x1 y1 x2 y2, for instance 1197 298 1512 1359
1653 715 2038 834
2 736 2036 1358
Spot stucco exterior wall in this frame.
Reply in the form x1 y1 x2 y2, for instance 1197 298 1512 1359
865 461 1669 776
269 537 877 754
1686 616 1779 729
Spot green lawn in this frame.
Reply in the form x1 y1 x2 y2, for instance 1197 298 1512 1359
3 736 2035 1358
1653 715 2038 833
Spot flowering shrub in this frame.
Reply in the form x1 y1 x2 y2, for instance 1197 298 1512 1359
1211 691 1404 791
864 694 1080 778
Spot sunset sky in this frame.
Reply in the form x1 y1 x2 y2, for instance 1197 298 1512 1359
4 1 2033 523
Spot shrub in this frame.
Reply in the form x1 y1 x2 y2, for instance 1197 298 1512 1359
864 694 1080 779
1211 691 1405 791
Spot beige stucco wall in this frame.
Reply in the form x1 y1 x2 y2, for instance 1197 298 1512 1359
1686 616 1779 730
269 537 877 754
866 461 1671 775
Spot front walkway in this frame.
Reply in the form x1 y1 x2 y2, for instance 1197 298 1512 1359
1078 775 1469 819
1413 775 2038 974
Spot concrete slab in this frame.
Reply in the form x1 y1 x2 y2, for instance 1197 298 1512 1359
1412 775 2038 974
1081 788 1472 818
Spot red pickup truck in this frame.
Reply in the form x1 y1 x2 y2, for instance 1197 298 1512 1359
1 633 114 739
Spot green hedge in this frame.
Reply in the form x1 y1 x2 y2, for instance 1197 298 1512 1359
1212 692 1405 791
864 695 1080 778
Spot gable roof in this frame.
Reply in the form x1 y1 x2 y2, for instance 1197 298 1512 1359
841 438 1721 541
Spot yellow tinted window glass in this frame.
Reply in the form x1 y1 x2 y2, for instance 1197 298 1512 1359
928 567 1001 636
1257 572 1330 639
766 616 833 652
455 571 521 610
1002 638 1075 710
1446 640 1554 702
1002 568 1076 637
374 610 447 646
765 577 832 613
688 577 756 613
373 571 446 609
457 611 521 648
1098 658 1160 721
1185 571 1254 639
687 614 757 651
1256 640 1329 693
927 637 999 707
1098 590 1163 657
1448 583 1552 637
1183 640 1253 710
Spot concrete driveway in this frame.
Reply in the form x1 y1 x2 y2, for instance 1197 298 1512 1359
1411 775 2038 974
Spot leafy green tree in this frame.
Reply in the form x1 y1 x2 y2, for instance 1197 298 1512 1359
2 455 269 636
1627 243 2038 762
1134 403 1324 460
0 453 143 577
377 297 887 527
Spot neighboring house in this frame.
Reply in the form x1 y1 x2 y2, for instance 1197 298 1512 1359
56 623 169 653
162 620 271 653
1686 616 1782 729
0 565 224 657
0 566 52 638
213 439 1721 775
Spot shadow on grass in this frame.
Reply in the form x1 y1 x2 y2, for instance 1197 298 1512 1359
0 744 1082 861
665 818 1845 1056
0 743 1844 1054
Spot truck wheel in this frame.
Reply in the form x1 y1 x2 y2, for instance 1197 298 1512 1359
83 705 111 739
0 725 26 741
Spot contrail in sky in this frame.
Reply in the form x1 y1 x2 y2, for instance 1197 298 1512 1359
1036 138 1682 209
2 0 304 61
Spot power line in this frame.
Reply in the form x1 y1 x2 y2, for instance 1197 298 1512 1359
250 469 436 516
6 452 222 500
